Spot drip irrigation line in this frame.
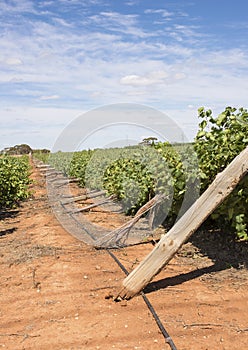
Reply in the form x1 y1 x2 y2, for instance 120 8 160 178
107 249 129 275
140 292 177 350
107 249 177 350
45 173 178 350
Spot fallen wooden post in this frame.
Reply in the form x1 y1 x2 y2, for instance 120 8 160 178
95 193 165 248
36 164 52 169
54 178 81 187
48 174 66 182
69 195 116 214
61 190 106 205
61 194 87 204
116 146 248 300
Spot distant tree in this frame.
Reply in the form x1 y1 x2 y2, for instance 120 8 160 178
33 148 50 154
2 144 33 155
140 137 158 146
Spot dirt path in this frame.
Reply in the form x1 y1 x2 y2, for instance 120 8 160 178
0 163 247 350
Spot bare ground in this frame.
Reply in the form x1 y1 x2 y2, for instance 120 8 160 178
0 163 247 350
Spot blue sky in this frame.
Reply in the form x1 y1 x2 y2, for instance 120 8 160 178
1 0 248 150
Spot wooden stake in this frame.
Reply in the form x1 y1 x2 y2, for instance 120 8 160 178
116 146 248 299
61 190 106 205
94 193 165 248
70 195 116 213
61 194 87 204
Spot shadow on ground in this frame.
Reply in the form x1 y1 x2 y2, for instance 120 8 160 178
144 225 248 295
189 225 248 268
0 227 17 237
0 209 19 220
0 210 19 238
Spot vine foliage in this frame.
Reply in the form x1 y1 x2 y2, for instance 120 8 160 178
34 106 248 241
0 155 31 209
194 106 248 240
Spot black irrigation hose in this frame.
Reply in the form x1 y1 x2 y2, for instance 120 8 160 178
107 250 178 350
45 172 178 350
141 292 177 350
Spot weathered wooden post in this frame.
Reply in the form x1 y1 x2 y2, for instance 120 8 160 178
116 146 248 300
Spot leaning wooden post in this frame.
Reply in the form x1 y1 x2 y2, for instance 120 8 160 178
116 146 248 300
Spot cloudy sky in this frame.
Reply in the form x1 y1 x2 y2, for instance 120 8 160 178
1 0 248 150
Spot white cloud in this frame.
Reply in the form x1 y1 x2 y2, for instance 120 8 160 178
120 70 185 87
4 57 23 66
89 11 152 38
125 0 139 6
0 0 35 14
206 49 248 68
52 17 74 27
40 95 60 100
120 74 155 86
144 8 174 18
174 72 186 80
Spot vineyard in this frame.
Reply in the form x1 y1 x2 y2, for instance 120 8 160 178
34 107 248 241
1 107 248 350
1 107 248 241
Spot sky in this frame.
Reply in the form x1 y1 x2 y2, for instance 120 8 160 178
1 0 248 150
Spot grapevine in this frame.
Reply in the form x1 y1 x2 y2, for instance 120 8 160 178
0 155 31 209
194 106 248 240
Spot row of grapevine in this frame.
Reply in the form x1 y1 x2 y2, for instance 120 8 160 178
35 143 199 222
34 106 248 240
0 155 31 209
